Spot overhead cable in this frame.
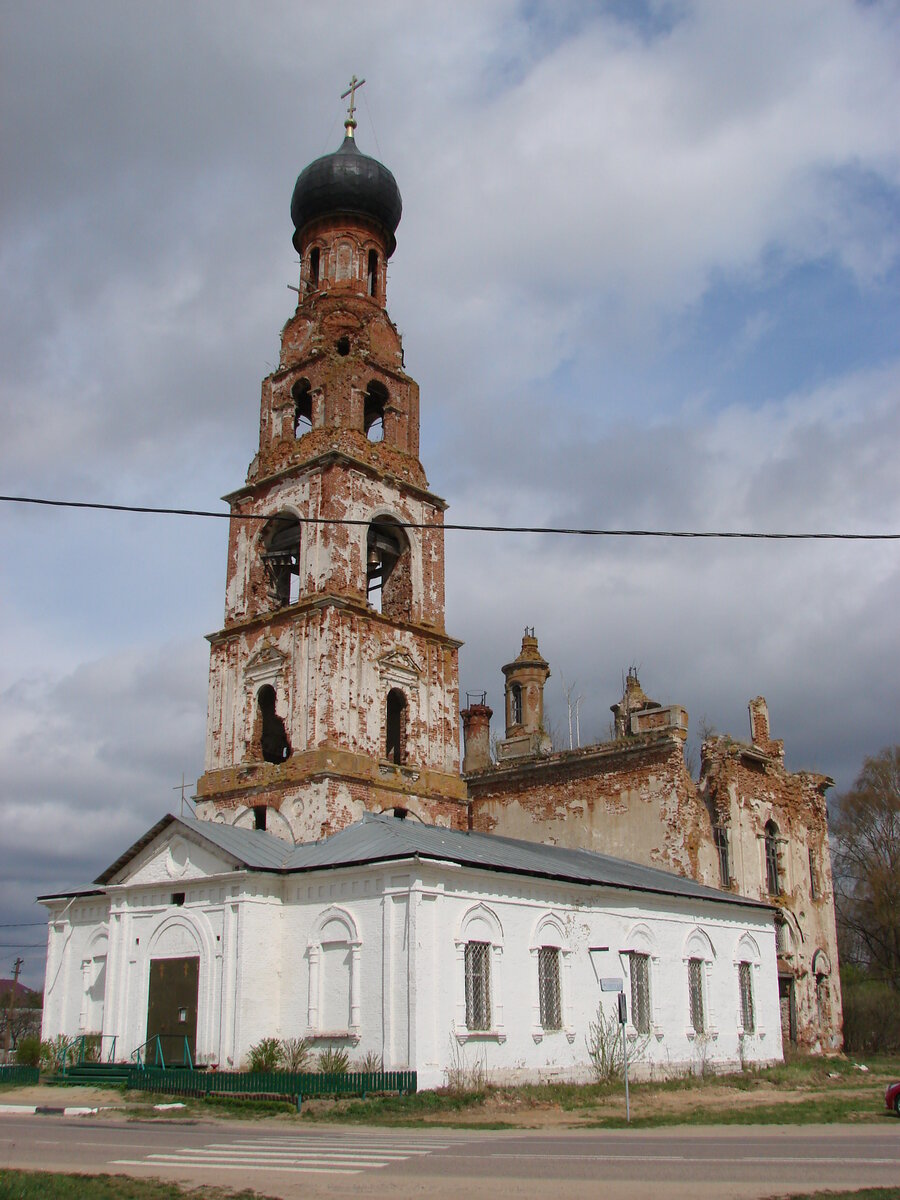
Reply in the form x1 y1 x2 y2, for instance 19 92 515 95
0 494 897 541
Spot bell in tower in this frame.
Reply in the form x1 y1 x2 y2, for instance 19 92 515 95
194 86 468 841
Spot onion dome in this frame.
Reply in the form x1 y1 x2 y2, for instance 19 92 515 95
291 133 403 255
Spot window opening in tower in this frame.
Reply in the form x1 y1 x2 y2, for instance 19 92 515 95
262 514 302 606
308 247 320 289
363 380 387 442
367 249 378 298
386 688 408 765
292 379 312 437
257 685 291 765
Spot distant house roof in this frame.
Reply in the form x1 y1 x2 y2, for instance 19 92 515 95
64 811 770 913
0 979 38 1000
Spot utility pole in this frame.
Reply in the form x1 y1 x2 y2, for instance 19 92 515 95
3 957 23 1061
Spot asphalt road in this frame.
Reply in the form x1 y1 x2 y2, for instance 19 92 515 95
0 1115 898 1199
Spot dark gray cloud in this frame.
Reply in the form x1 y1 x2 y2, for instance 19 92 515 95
2 1 899 991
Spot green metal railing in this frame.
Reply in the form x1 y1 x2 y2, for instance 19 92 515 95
0 1065 40 1086
131 1034 193 1071
127 1067 417 1109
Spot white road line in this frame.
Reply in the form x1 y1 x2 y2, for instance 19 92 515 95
489 1153 900 1166
111 1160 362 1176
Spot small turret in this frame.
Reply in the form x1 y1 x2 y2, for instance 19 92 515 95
496 629 551 761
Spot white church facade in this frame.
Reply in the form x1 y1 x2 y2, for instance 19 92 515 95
41 813 780 1086
40 95 787 1083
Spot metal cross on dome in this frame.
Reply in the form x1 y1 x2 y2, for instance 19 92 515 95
341 75 366 131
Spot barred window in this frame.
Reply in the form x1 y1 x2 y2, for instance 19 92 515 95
688 957 705 1034
713 824 729 886
538 946 562 1030
629 952 651 1034
738 961 755 1033
465 941 491 1031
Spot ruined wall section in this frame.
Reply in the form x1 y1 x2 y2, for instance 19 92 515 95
469 734 718 882
700 722 841 1051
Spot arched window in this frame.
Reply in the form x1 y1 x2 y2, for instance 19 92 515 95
812 949 831 1028
261 513 301 606
367 249 379 298
366 518 411 619
292 378 312 437
307 908 361 1036
764 820 780 895
385 688 407 765
363 380 388 442
510 683 523 726
456 904 504 1038
308 247 320 289
684 928 715 1036
257 685 291 764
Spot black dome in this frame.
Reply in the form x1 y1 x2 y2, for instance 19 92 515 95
291 134 402 254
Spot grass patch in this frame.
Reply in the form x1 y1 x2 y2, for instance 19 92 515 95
771 1191 900 1200
0 1171 276 1200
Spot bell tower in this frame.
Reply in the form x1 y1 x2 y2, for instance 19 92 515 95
195 93 468 840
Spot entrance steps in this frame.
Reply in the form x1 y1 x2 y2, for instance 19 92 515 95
45 1062 133 1088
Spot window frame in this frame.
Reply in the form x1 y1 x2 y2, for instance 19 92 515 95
628 951 652 1035
738 960 755 1034
537 945 562 1032
464 940 492 1032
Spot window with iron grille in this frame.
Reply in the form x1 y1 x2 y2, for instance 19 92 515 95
538 946 562 1030
713 824 729 886
628 952 651 1034
464 941 491 1031
688 957 705 1033
738 961 755 1033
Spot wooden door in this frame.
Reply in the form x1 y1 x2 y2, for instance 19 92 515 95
146 956 199 1066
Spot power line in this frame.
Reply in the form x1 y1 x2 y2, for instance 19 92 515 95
1 494 897 541
0 923 45 929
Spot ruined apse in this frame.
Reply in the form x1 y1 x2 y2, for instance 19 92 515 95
463 638 842 1052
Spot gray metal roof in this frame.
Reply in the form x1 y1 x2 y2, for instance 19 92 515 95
78 812 767 912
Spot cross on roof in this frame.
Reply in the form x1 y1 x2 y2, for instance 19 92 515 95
341 75 366 131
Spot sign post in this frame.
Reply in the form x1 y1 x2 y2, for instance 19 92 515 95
617 991 630 1124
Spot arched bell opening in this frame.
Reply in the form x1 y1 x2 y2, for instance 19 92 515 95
363 380 388 443
366 518 411 620
261 513 302 607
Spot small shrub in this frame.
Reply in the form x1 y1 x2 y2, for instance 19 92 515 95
317 1046 350 1074
354 1050 383 1074
15 1035 41 1068
586 1004 624 1082
280 1036 313 1073
247 1037 282 1072
41 1034 70 1071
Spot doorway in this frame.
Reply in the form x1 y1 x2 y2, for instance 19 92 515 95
146 956 199 1066
778 974 797 1045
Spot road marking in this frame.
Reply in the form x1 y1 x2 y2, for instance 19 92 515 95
111 1160 363 1176
489 1153 900 1166
110 1134 455 1177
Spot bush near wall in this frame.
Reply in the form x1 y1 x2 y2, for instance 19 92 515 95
840 969 900 1054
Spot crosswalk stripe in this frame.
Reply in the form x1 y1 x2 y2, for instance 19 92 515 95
109 1133 458 1178
111 1159 362 1176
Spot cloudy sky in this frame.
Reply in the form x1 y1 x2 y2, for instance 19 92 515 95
1 0 898 989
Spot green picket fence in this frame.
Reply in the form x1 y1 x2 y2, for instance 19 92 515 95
0 1065 40 1086
127 1066 416 1103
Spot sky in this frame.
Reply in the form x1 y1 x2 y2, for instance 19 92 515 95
1 0 899 990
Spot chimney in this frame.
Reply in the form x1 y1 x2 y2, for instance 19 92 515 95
461 694 493 773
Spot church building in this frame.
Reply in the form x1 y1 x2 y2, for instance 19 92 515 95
40 93 839 1084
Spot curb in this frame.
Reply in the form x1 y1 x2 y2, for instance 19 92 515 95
0 1103 123 1117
